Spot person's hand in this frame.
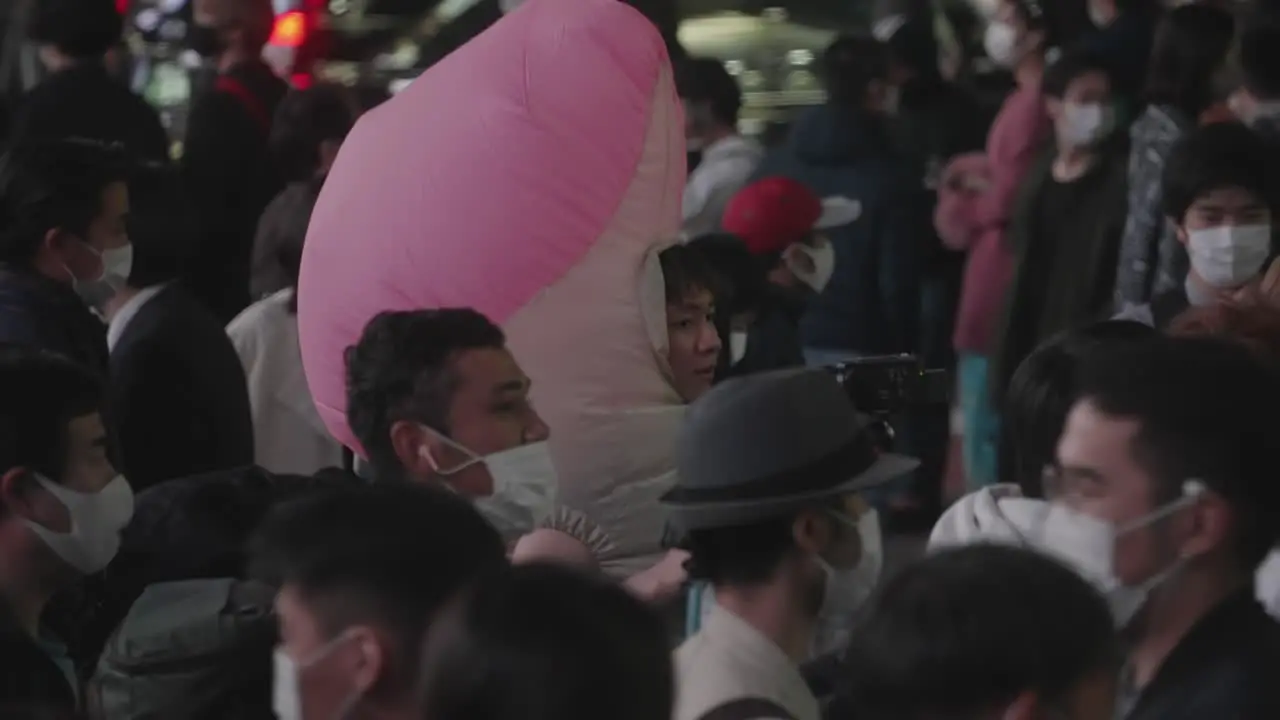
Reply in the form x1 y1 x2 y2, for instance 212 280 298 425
1257 257 1280 305
1226 258 1280 307
623 549 690 604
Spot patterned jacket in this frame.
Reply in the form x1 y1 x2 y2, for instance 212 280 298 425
1112 104 1193 310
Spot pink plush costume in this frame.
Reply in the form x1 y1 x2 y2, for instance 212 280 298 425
298 0 687 579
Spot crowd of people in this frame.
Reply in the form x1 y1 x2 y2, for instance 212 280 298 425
1 0 1280 718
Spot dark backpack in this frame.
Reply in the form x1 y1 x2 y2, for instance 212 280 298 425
698 698 798 720
90 578 277 720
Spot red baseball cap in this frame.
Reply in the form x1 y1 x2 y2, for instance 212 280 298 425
721 177 861 255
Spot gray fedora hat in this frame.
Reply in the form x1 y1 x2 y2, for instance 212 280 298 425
661 367 919 531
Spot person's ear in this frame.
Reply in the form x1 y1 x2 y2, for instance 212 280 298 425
388 421 444 480
1179 490 1232 561
343 625 386 696
317 139 343 176
43 227 70 255
0 468 32 518
1046 97 1064 121
792 509 834 556
998 690 1039 720
866 79 888 109
1175 221 1189 246
0 468 69 531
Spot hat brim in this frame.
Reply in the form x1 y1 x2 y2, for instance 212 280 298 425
815 196 861 230
662 452 919 531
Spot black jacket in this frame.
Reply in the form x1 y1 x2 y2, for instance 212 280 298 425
726 285 807 378
8 62 169 162
754 105 927 355
54 466 359 678
0 267 107 374
0 609 76 717
887 78 988 368
180 62 287 323
106 282 254 493
1124 589 1280 720
989 142 1129 404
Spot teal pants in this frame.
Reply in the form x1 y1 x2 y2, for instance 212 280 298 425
958 353 1000 489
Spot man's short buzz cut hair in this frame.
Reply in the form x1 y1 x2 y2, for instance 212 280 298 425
344 308 506 480
1161 117 1276 223
28 0 124 59
249 484 507 676
1239 21 1280 101
835 544 1117 719
1074 335 1280 570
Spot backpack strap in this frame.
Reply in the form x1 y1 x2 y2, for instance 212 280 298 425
214 75 271 133
697 698 797 720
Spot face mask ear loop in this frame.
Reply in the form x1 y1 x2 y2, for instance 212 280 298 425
1114 480 1207 537
418 425 482 478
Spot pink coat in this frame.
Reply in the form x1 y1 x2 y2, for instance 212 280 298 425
935 80 1051 354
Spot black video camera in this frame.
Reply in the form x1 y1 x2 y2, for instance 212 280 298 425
827 354 951 418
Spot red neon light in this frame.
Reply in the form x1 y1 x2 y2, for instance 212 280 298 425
269 11 308 48
116 0 129 13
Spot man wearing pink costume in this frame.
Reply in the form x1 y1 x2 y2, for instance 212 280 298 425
296 0 694 599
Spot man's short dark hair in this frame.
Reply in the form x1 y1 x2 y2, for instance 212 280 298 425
835 544 1117 719
682 495 846 587
0 139 127 266
250 484 506 678
1074 335 1280 569
345 309 506 478
1161 122 1276 222
684 517 799 587
419 564 673 720
676 58 742 128
659 243 724 305
126 162 195 288
270 84 356 183
882 17 940 82
0 346 103 511
28 0 124 59
1144 4 1234 117
686 233 767 317
255 178 323 304
1000 320 1157 496
1239 21 1280 101
821 34 889 107
1043 50 1114 100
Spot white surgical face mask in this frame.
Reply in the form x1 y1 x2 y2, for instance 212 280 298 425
23 474 134 574
1087 1 1112 27
422 431 559 540
812 509 883 654
273 632 360 720
788 240 836 293
819 509 882 615
881 84 901 116
1187 224 1272 288
1059 102 1111 147
984 22 1019 68
100 244 133 287
1029 482 1203 628
729 331 749 365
